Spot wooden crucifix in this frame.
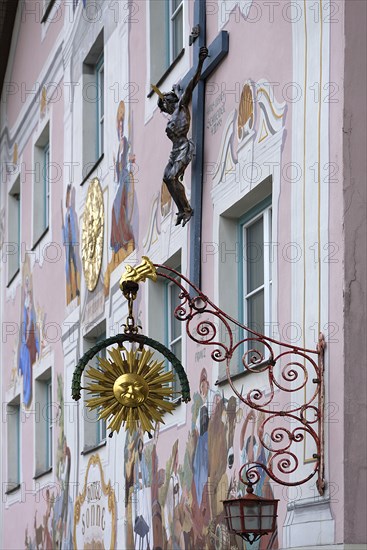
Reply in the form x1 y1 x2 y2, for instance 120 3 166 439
153 2 229 288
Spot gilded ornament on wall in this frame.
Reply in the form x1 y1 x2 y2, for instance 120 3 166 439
82 178 104 292
73 454 116 550
238 83 254 140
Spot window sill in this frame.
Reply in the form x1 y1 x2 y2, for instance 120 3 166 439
5 483 21 495
7 267 20 288
81 439 107 456
147 49 185 98
215 357 275 386
33 467 52 480
32 226 49 251
80 154 104 186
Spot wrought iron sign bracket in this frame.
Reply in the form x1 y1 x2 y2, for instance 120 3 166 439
72 256 325 495
154 261 326 496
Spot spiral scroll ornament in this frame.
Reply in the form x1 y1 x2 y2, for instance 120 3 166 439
154 263 326 495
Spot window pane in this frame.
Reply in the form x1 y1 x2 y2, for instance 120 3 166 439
246 217 264 293
171 339 182 395
150 0 170 83
170 283 182 341
172 338 181 363
269 208 273 281
247 289 264 334
99 66 104 117
44 145 49 228
172 0 182 12
172 6 183 59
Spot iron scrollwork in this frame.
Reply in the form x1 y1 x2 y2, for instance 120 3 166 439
155 263 326 495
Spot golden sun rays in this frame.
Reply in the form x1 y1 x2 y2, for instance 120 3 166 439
85 346 175 435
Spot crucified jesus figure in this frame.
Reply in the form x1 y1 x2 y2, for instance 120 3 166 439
155 46 209 227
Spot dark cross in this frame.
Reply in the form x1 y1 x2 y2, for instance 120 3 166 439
180 2 229 288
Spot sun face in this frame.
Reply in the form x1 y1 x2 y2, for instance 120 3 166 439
85 346 175 435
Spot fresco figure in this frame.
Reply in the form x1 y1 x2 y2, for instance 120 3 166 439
105 100 136 294
149 425 165 550
208 394 231 518
61 184 81 304
133 433 152 550
192 368 211 510
43 489 54 550
53 439 73 549
240 411 279 550
53 375 73 549
18 259 39 407
125 430 140 548
119 370 246 550
111 100 135 258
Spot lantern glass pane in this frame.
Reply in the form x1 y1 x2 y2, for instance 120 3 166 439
261 503 275 530
229 504 241 531
244 503 260 530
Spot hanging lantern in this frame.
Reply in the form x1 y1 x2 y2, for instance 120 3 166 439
222 484 279 545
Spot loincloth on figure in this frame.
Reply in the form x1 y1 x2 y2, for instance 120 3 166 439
168 139 195 176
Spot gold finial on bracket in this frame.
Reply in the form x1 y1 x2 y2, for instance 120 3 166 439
119 256 157 289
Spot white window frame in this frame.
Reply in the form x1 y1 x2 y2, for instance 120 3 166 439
34 369 53 478
44 143 50 230
82 32 104 179
7 176 20 284
169 0 184 64
146 249 187 428
6 396 21 492
83 328 107 453
241 203 273 343
33 121 50 246
46 379 53 470
149 0 184 85
96 55 104 159
166 274 183 401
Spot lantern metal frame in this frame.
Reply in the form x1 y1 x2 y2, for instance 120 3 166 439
222 481 279 545
155 262 326 496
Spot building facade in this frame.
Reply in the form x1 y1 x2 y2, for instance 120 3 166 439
0 1 366 549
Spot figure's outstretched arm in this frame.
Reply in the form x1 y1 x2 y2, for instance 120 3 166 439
181 46 208 106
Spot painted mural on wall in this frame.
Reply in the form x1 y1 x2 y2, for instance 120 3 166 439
121 367 279 550
104 100 137 295
74 454 116 550
25 374 74 550
18 256 40 407
62 184 81 306
239 411 279 550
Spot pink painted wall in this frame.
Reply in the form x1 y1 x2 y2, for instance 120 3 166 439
6 0 64 129
1 0 366 547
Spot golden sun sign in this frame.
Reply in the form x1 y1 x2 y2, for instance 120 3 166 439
85 346 175 435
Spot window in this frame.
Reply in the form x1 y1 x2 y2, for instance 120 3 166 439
33 123 50 244
166 271 182 400
83 330 107 452
82 33 104 179
96 55 104 159
7 396 21 491
8 177 20 283
150 0 184 84
147 250 185 408
241 200 272 351
35 371 53 477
